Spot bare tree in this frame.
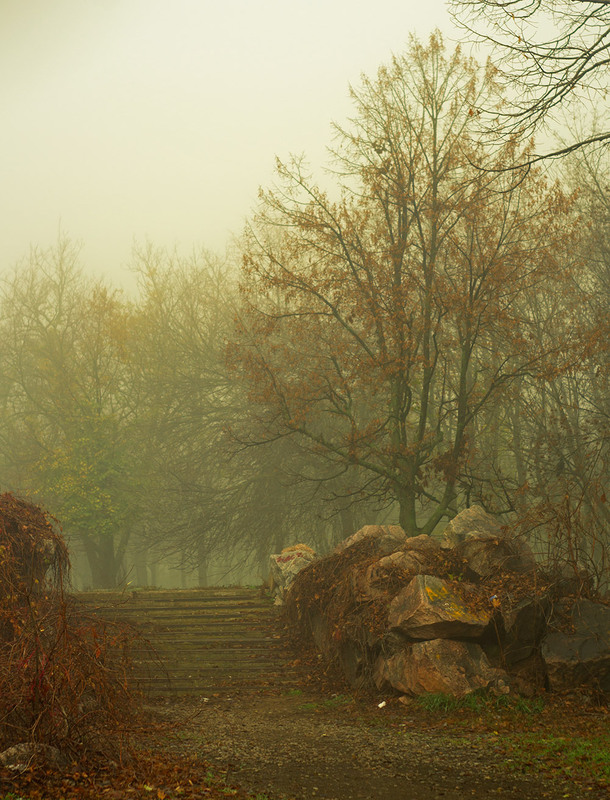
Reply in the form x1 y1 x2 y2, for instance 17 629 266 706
450 0 610 160
234 34 580 536
128 244 345 583
0 238 136 588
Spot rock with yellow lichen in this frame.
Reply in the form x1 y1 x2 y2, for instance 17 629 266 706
388 574 490 640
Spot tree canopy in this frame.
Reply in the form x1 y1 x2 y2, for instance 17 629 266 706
450 0 610 160
233 34 586 536
0 34 607 588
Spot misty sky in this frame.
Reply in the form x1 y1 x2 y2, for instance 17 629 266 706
1 1 459 289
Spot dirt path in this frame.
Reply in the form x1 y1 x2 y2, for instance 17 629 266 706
151 686 602 800
76 588 606 799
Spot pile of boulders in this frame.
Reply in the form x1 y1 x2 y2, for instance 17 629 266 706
281 507 610 698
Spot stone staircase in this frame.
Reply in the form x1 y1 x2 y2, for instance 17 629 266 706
72 587 299 696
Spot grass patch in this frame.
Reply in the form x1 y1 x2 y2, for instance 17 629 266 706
322 694 353 709
410 694 608 790
252 795 288 800
500 732 610 788
200 766 289 798
416 691 545 715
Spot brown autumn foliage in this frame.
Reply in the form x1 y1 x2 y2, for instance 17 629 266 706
232 33 592 541
0 492 141 759
0 751 263 800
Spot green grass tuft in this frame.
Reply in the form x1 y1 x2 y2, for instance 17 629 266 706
322 694 353 708
416 691 545 714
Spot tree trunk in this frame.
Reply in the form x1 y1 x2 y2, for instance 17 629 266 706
82 533 119 589
397 484 417 536
340 507 355 540
197 540 208 587
134 543 149 587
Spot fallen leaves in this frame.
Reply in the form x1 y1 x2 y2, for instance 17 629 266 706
0 750 259 800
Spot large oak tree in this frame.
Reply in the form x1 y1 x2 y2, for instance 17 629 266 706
233 34 580 536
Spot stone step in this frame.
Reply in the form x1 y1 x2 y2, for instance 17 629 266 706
71 587 298 696
130 643 288 657
130 636 284 646
130 651 290 666
75 588 270 603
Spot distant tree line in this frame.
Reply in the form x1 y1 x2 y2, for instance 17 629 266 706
0 35 607 588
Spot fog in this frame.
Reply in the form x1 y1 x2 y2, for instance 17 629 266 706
1 0 456 289
1 2 607 593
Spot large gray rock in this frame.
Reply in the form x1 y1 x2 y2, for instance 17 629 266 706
374 639 506 697
543 564 594 598
387 574 490 640
0 742 68 770
334 525 406 556
507 651 548 696
403 534 443 555
542 599 610 692
339 638 367 688
442 506 535 578
354 539 440 600
377 534 441 572
269 544 317 604
369 551 426 582
441 506 502 546
457 534 536 579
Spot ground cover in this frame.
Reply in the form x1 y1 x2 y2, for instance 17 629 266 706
145 685 609 800
1 516 607 800
1 652 608 800
0 752 279 800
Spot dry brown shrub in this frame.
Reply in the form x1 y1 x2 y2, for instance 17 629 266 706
283 539 398 682
0 492 142 760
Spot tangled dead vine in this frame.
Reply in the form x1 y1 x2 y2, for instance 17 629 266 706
0 492 143 761
282 539 398 682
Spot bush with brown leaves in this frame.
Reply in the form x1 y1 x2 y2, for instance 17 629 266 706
0 493 141 760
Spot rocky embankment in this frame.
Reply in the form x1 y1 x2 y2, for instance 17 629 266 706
272 507 610 698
